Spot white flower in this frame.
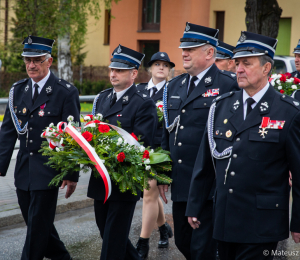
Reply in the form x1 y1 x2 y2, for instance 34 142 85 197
55 147 60 152
95 113 103 121
292 85 298 90
49 123 54 127
144 159 150 164
117 137 123 146
84 116 91 121
105 146 109 150
67 115 74 122
60 138 64 145
271 74 278 78
139 146 145 152
276 80 281 84
84 123 96 128
277 86 282 90
286 78 294 83
145 165 151 170
150 149 154 154
138 163 143 166
101 159 105 164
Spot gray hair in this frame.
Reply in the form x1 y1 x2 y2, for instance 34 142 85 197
258 55 274 76
202 44 217 58
45 53 52 59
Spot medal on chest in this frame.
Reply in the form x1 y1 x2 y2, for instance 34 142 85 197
39 103 46 117
259 117 285 138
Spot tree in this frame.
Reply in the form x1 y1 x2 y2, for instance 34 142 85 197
245 0 282 38
3 0 119 82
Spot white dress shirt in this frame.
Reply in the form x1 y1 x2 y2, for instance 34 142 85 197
31 70 51 98
187 65 213 94
113 85 132 101
243 82 269 119
147 79 166 96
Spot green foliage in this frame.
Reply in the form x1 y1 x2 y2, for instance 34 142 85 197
74 79 112 95
2 0 119 71
39 115 172 195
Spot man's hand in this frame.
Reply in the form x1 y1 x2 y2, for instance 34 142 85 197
188 217 201 229
292 232 300 243
60 180 77 199
158 185 168 204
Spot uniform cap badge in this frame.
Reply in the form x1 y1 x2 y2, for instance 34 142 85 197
160 53 165 57
239 33 247 43
117 45 122 54
226 130 232 138
28 36 32 44
185 23 190 32
204 76 212 84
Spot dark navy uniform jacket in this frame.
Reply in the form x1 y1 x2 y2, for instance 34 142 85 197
186 86 300 243
0 72 80 190
161 64 239 202
137 82 164 148
87 84 157 202
291 71 300 79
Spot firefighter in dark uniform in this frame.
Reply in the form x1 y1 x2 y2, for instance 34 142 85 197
135 52 175 259
215 41 236 73
0 36 80 260
291 40 300 79
186 31 300 260
89 45 157 260
159 22 240 260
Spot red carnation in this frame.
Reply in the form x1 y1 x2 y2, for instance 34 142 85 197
294 78 300 84
117 152 126 162
82 131 93 142
143 150 150 159
98 124 110 133
131 133 138 141
280 75 286 83
87 114 93 120
94 120 101 124
280 89 285 94
158 105 163 108
284 72 292 79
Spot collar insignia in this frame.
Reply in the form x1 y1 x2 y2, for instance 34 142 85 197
205 76 212 84
123 95 128 102
143 94 147 97
259 101 269 112
46 86 52 93
66 84 71 88
182 78 186 85
107 93 111 98
25 85 29 92
233 100 240 110
231 74 236 77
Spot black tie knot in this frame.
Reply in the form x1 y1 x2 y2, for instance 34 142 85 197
110 92 117 108
32 83 39 104
246 97 255 117
188 76 198 96
151 86 157 97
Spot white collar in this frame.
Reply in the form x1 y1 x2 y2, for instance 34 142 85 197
147 79 166 92
113 85 132 101
243 82 269 106
31 70 51 89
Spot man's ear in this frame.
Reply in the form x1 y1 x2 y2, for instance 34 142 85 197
263 62 272 76
132 69 138 79
47 57 53 68
206 47 214 60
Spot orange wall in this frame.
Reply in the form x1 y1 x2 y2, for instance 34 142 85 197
110 0 211 71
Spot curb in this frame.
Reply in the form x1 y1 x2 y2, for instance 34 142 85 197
0 194 93 228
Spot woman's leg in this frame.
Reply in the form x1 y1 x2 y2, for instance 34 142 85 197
157 196 166 227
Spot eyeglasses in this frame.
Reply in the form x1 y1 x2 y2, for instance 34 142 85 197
23 57 48 65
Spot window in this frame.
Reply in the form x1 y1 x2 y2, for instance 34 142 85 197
142 0 161 31
139 40 160 67
273 59 287 74
215 11 225 41
104 9 111 45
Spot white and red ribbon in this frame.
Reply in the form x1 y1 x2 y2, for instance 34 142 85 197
65 123 112 202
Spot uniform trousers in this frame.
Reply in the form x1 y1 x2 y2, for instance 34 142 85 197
218 240 278 260
94 200 141 260
172 200 216 260
16 188 71 260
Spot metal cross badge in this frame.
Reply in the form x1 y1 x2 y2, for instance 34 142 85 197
205 77 212 84
46 86 52 93
259 128 268 138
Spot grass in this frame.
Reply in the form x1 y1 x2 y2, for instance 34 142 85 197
0 103 92 122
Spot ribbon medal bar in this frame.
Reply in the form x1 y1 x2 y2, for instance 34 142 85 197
202 88 219 97
259 117 285 138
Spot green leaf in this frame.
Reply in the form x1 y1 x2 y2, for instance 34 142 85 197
149 153 172 164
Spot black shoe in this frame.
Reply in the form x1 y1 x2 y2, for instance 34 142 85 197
158 222 173 248
136 237 149 259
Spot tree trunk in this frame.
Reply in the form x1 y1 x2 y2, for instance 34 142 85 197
245 0 282 38
57 34 73 83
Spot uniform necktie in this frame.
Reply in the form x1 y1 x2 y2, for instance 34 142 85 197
151 86 157 97
246 97 255 117
188 76 198 96
110 92 117 108
32 83 39 104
